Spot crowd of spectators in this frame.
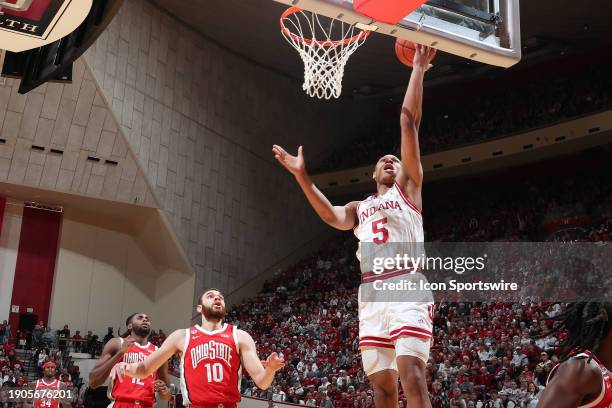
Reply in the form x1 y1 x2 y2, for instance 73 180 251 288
0 340 28 389
3 322 103 359
315 60 612 172
149 330 168 347
221 167 609 407
425 168 611 243
0 335 85 407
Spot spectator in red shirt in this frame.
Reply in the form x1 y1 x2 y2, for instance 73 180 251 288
72 330 83 352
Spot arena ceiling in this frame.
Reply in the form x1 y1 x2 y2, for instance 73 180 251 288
151 0 612 96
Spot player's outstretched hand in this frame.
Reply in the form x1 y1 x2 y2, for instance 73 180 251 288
413 44 436 71
109 362 130 382
262 352 285 372
272 145 306 177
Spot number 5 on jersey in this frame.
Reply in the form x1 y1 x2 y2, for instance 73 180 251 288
372 218 389 243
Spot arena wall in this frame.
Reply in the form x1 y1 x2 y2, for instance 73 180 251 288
0 63 156 207
83 0 378 299
0 205 193 335
0 203 22 323
50 217 194 335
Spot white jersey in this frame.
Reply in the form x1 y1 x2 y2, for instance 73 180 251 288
354 182 424 266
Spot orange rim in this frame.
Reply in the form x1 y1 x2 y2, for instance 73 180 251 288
280 6 370 47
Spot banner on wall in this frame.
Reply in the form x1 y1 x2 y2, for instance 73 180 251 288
0 0 92 52
9 204 62 340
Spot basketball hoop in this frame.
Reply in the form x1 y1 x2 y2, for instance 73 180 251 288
280 7 370 99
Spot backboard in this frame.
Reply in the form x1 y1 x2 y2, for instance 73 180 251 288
273 0 521 68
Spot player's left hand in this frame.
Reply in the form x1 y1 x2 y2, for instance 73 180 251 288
262 352 285 372
413 44 436 71
154 380 170 398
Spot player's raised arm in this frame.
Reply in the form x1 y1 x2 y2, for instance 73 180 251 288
237 329 285 390
111 329 184 381
536 359 601 408
398 45 436 188
272 144 358 230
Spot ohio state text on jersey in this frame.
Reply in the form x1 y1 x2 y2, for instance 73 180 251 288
109 339 158 406
34 379 60 408
180 324 242 405
548 351 612 408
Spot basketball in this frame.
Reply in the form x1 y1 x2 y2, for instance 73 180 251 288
395 39 433 67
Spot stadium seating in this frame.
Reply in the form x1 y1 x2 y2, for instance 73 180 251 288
316 61 612 173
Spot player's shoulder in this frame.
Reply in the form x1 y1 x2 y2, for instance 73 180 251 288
235 328 249 337
235 328 254 343
549 357 601 391
107 336 122 345
102 337 122 353
169 328 188 342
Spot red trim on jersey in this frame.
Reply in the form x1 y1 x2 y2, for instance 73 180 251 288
390 329 431 341
359 341 395 349
390 325 432 336
360 336 392 343
394 182 421 214
362 269 414 283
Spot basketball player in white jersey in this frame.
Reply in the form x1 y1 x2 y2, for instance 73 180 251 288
272 44 437 408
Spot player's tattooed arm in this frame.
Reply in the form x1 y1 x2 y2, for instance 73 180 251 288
398 44 436 188
272 144 358 230
237 329 285 390
536 359 601 408
89 337 133 388
112 330 184 381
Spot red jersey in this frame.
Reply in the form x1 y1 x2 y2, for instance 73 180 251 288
34 378 61 408
549 351 612 408
109 339 158 406
180 324 242 406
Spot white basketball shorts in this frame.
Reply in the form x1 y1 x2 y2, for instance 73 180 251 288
358 275 434 376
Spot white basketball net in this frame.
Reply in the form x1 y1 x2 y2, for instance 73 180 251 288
281 7 370 99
